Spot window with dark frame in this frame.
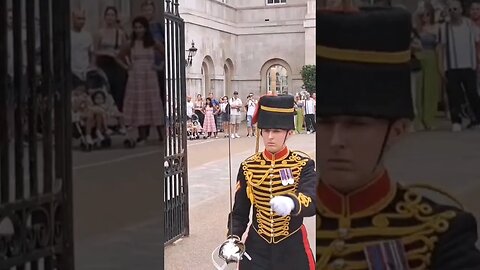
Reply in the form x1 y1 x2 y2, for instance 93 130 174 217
267 0 287 5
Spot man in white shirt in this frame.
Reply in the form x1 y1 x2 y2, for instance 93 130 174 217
229 91 243 138
70 8 93 82
246 93 257 137
304 93 316 134
186 96 194 119
438 0 480 131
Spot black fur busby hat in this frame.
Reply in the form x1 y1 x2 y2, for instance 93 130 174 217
316 6 414 120
252 95 295 130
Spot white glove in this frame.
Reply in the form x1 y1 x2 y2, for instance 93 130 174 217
270 196 295 217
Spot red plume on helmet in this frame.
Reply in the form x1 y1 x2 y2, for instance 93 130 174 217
252 91 277 125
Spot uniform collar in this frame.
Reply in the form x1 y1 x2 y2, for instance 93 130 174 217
262 146 289 161
317 170 395 217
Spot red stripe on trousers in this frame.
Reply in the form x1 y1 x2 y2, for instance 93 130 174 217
301 225 315 270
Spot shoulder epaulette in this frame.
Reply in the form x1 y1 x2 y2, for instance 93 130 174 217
404 183 464 210
291 150 312 160
242 152 261 164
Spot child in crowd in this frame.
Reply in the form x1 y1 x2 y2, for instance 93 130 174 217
72 82 97 145
89 89 127 135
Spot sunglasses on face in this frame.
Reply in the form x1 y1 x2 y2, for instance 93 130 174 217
449 7 459 12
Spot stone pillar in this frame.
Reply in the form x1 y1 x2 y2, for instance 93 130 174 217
305 0 316 65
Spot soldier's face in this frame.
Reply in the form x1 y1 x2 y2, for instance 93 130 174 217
262 129 292 153
316 116 408 192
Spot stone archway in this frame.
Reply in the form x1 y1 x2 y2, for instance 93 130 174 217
260 59 293 94
224 58 234 97
201 55 215 97
201 62 208 97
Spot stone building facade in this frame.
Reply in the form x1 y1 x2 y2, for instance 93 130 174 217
179 0 316 99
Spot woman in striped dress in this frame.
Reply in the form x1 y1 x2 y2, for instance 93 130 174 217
117 16 165 144
203 97 217 138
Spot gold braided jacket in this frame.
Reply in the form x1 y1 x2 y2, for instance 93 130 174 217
316 170 480 270
228 147 317 244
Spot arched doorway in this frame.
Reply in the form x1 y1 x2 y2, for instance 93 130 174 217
201 55 215 97
224 64 229 97
224 58 234 96
201 62 209 97
260 59 292 95
267 65 288 95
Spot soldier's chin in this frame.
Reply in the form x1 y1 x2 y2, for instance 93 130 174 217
265 145 279 153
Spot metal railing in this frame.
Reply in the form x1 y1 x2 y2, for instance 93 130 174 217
164 0 189 246
0 0 73 268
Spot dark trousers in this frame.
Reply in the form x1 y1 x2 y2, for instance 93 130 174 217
195 110 205 127
305 114 316 132
97 56 127 112
445 68 480 124
239 226 314 270
156 71 165 109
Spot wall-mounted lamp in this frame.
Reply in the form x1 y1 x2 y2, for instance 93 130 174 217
186 40 197 67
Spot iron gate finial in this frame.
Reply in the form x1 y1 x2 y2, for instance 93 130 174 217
174 0 180 15
166 0 171 13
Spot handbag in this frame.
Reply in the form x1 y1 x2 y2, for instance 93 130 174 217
410 53 421 72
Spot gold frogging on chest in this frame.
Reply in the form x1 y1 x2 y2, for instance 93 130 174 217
316 189 457 270
243 152 308 243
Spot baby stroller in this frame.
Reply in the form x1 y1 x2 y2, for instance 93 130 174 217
72 112 109 152
187 116 198 140
187 113 206 140
72 68 128 151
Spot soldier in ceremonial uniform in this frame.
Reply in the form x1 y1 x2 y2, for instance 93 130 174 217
226 95 317 270
315 6 480 270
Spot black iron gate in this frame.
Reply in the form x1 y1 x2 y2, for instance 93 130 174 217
0 0 73 269
164 0 189 245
